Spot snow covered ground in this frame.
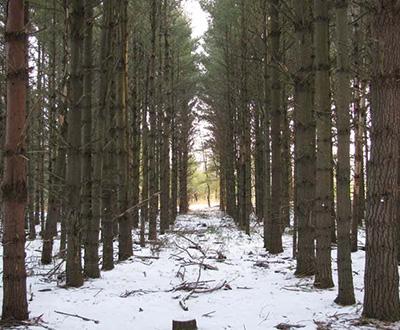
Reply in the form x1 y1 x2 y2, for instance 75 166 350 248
2 207 400 330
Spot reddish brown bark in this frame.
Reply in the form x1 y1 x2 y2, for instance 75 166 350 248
363 1 400 321
1 0 29 321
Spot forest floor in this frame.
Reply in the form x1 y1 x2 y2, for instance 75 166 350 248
4 206 400 330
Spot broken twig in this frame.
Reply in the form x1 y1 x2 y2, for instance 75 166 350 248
54 310 99 324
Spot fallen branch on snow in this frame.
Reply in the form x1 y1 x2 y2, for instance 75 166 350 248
54 310 99 324
275 323 305 329
120 289 159 298
170 280 216 292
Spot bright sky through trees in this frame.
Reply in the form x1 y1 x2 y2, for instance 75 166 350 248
182 0 209 39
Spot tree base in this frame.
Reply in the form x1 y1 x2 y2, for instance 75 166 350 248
334 295 355 306
172 319 197 330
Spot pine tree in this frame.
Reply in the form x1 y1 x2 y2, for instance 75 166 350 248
313 0 334 288
2 0 29 320
65 0 85 287
269 0 283 254
363 0 400 321
293 0 316 277
334 0 355 305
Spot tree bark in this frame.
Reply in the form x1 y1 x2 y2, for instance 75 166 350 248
148 0 158 241
262 0 271 249
160 0 172 234
65 0 84 287
334 0 355 306
293 0 316 277
81 0 94 261
238 0 251 235
2 0 29 320
269 0 283 254
363 1 400 321
313 0 334 288
116 0 132 261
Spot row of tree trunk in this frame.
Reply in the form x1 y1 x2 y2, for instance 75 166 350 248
201 0 400 321
1 0 197 320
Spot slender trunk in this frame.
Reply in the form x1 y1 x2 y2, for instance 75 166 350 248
281 84 291 229
42 128 67 264
26 1 35 240
130 37 140 229
269 0 283 254
334 0 355 305
116 0 132 261
160 0 171 234
42 0 59 262
34 45 42 229
254 107 264 221
81 0 94 257
224 32 236 220
148 0 158 241
82 0 98 277
170 113 178 221
178 107 190 214
313 0 334 288
65 0 84 287
294 0 316 276
100 0 115 271
262 0 271 249
58 0 69 259
141 61 150 246
238 0 251 235
351 83 365 251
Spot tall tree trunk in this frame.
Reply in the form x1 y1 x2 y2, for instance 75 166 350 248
281 84 291 230
58 0 69 258
81 0 94 263
41 0 59 263
130 36 141 230
116 0 132 261
178 105 190 215
363 1 400 321
313 0 334 288
262 0 271 249
269 0 283 254
238 0 251 235
26 1 36 240
254 107 264 221
34 45 42 229
1 0 29 320
100 0 116 271
148 0 158 241
224 34 236 220
65 0 84 287
82 0 98 277
141 61 150 246
160 0 171 234
294 0 316 276
351 84 365 252
334 0 355 306
170 110 178 221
